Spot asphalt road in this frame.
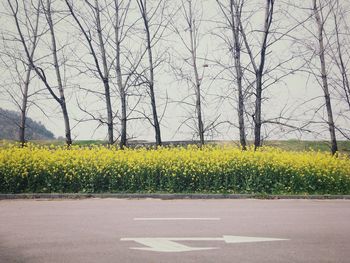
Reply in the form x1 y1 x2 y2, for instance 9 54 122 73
0 199 349 263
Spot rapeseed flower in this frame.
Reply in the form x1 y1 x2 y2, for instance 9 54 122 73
0 144 349 194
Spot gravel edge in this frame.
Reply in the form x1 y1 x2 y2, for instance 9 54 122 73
1 193 350 200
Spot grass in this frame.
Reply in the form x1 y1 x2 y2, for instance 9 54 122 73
0 139 107 147
263 140 350 154
1 139 349 154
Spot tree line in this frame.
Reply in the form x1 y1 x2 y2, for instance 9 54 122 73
1 0 349 154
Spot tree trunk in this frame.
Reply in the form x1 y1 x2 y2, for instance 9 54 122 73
19 66 31 147
254 74 262 149
120 90 127 148
149 81 162 146
16 0 40 147
230 0 246 150
195 82 204 146
46 0 72 145
253 0 274 149
95 0 114 145
188 0 204 146
114 0 127 149
141 1 162 146
61 100 72 146
147 29 162 146
103 78 114 145
313 0 338 154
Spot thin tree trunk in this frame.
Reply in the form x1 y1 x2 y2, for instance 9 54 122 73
114 0 127 149
120 87 127 148
18 0 40 147
188 0 204 146
230 0 246 150
146 28 162 146
95 0 114 144
19 66 31 146
46 0 72 145
253 0 274 149
313 0 338 154
254 74 262 148
140 1 162 146
195 81 204 146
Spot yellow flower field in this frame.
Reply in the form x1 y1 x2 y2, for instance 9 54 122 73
0 144 349 194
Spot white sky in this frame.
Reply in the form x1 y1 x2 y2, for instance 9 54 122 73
0 0 349 142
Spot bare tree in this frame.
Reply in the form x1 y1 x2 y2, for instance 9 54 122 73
136 0 165 146
239 0 275 149
331 0 350 111
41 0 72 145
283 0 349 150
216 0 247 150
186 0 205 146
65 0 114 144
1 0 41 146
7 0 73 145
65 0 147 147
170 0 206 146
312 0 338 154
114 0 128 148
330 0 350 140
19 2 40 146
112 0 141 149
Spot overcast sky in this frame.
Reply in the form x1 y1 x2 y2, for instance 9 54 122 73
1 0 349 142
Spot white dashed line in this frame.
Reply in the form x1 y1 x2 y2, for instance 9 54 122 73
133 217 221 221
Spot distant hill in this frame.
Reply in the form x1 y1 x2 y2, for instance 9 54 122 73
0 108 55 140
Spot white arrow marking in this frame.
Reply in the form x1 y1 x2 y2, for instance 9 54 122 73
124 238 217 252
120 235 288 252
222 236 288 243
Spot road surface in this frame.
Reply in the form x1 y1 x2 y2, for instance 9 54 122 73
0 199 349 263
